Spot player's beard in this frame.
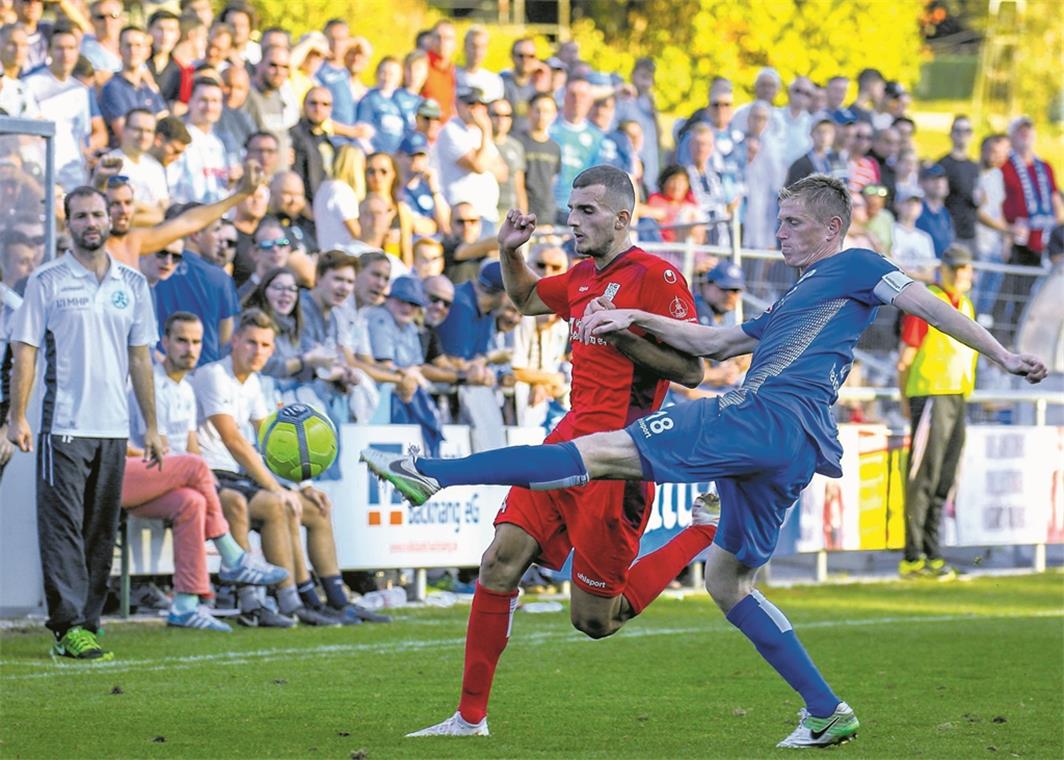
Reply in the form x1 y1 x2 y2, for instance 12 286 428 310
72 227 111 251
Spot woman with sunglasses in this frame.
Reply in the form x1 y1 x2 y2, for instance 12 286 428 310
241 267 336 390
364 151 414 266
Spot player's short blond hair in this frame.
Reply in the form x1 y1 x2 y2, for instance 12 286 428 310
778 174 852 237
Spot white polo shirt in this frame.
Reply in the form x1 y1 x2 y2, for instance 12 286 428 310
21 70 94 191
128 363 195 454
192 354 269 474
437 117 500 222
107 149 170 210
10 252 157 438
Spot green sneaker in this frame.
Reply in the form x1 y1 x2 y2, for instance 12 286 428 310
51 626 114 661
926 558 959 581
777 702 859 748
359 447 441 506
898 557 928 579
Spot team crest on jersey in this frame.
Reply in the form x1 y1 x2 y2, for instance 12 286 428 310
111 290 129 309
603 282 621 300
669 296 689 319
663 269 677 284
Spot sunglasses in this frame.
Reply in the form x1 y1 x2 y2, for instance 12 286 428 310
257 237 290 250
455 218 479 225
155 250 183 261
489 111 513 118
792 88 814 97
366 167 392 174
862 185 888 197
428 294 452 307
534 261 564 272
106 174 131 188
710 101 733 108
93 11 122 20
218 238 237 248
514 52 537 59
306 100 332 107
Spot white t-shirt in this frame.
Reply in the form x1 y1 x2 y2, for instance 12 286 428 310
108 149 170 210
129 363 196 454
168 122 231 204
21 70 93 191
0 74 40 118
892 224 938 276
437 117 500 222
456 67 505 103
10 252 157 438
312 179 360 251
192 355 269 473
975 167 1006 259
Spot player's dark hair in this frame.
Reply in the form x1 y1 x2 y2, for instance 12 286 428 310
244 130 278 150
572 165 635 215
164 311 203 337
236 307 278 335
148 9 180 28
527 91 556 110
358 250 389 272
123 106 155 125
892 116 916 132
856 68 883 88
63 186 108 221
190 76 222 99
778 174 852 238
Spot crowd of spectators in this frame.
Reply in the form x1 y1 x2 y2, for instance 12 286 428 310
0 2 1062 628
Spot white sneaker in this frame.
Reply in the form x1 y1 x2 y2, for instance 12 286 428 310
777 702 859 748
691 492 721 528
406 711 489 737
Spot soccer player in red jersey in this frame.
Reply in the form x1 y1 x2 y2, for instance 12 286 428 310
402 165 719 737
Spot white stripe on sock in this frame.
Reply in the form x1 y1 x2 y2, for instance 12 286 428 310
751 589 793 633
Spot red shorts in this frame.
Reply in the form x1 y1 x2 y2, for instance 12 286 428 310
494 478 654 598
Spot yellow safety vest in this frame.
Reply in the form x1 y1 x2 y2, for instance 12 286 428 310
905 284 977 398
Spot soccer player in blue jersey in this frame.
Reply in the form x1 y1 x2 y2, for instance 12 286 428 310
363 174 1047 748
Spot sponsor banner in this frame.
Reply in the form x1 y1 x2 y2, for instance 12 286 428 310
950 426 1064 546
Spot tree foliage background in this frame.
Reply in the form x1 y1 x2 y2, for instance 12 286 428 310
569 0 926 116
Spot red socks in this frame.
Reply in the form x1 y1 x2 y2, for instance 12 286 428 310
458 581 519 724
622 523 717 615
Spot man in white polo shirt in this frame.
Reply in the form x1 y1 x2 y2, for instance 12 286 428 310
6 186 164 661
123 311 288 632
191 309 347 628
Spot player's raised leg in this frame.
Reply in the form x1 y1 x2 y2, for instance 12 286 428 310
704 543 857 748
360 430 643 506
407 524 539 737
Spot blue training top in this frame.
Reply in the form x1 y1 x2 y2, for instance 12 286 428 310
733 248 912 477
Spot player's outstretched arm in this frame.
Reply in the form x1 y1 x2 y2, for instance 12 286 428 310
497 209 553 316
892 282 1048 383
585 309 758 361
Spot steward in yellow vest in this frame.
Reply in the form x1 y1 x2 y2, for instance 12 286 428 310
896 245 976 579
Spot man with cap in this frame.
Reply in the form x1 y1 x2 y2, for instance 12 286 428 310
364 275 430 399
398 131 450 235
892 186 938 281
437 85 503 231
896 244 977 580
696 261 745 328
916 163 956 258
434 259 507 369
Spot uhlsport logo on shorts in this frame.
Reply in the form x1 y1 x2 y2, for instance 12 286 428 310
111 290 129 309
576 572 606 589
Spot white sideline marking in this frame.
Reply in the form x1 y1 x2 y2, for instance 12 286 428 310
1 610 1060 682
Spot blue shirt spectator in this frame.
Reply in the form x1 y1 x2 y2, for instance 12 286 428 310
99 76 166 130
916 164 956 258
316 61 357 127
365 277 427 368
435 261 506 360
153 250 241 365
356 82 407 154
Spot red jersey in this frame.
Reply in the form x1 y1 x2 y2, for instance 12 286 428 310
1001 155 1058 253
535 246 697 439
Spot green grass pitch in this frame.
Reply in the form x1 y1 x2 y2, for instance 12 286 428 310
1 572 1061 759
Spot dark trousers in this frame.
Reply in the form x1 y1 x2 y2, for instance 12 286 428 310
37 434 127 637
992 243 1041 345
904 395 966 562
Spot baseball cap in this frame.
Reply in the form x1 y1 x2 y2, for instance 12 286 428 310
884 81 907 99
706 262 745 290
457 85 490 105
919 163 947 181
831 107 857 126
398 132 429 155
941 244 974 268
476 260 505 293
388 276 427 307
416 98 442 119
896 187 925 203
546 56 567 70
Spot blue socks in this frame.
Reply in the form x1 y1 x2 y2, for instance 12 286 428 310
726 590 840 718
320 575 350 609
416 442 589 490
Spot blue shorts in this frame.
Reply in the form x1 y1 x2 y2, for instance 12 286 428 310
625 397 817 568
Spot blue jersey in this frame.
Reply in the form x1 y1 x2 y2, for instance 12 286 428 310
394 89 422 131
549 120 604 211
356 87 407 154
732 248 911 476
153 250 241 365
316 62 356 126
